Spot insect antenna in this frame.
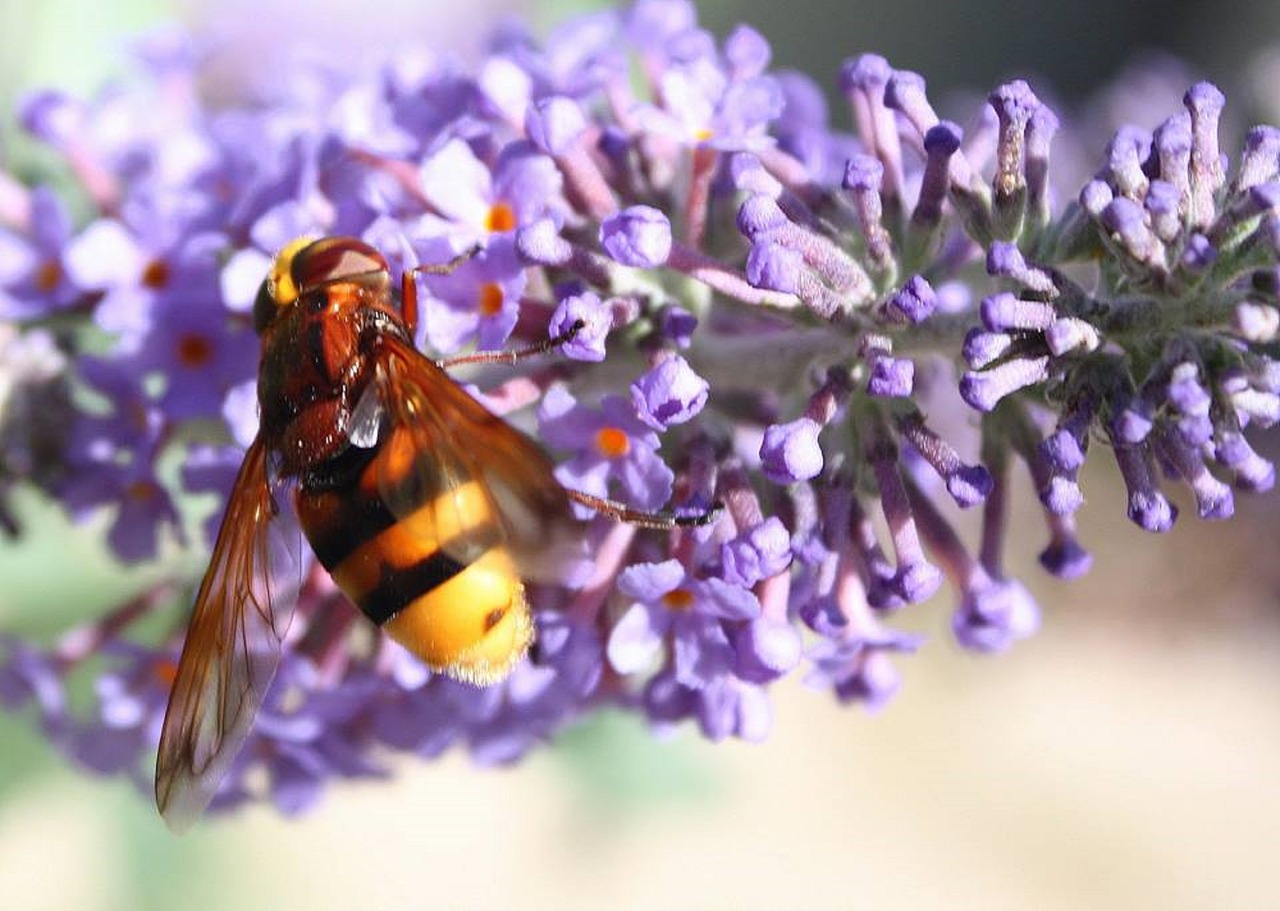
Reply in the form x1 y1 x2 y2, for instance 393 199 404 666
565 488 724 530
439 319 587 369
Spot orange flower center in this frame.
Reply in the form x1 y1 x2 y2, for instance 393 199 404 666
594 426 631 459
477 281 505 316
153 659 179 688
142 258 171 289
126 479 156 501
35 260 62 292
176 333 213 367
485 201 517 233
661 588 695 611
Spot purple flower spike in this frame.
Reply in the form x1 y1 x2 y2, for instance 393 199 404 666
630 354 709 430
760 417 823 483
7 0 1280 822
600 206 672 267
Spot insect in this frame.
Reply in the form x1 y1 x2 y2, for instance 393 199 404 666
155 236 711 831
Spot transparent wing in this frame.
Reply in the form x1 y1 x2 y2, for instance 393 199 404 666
372 335 583 584
154 436 301 833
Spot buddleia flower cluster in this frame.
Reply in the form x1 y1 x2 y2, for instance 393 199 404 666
3 0 1279 817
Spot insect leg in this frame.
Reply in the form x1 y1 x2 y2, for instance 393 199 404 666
401 245 483 337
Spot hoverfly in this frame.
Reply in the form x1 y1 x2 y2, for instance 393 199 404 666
155 236 708 831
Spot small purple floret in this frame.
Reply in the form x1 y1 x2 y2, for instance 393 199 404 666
867 355 914 397
760 418 823 483
600 206 672 267
884 275 936 323
630 355 709 431
525 96 587 156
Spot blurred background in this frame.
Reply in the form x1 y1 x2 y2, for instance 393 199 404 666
3 1 1280 909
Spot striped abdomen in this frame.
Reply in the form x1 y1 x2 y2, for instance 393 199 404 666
294 425 533 684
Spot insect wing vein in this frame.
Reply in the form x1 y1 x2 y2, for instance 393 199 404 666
371 337 580 581
154 435 302 832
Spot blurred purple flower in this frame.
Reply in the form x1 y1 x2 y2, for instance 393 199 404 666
0 0 1277 823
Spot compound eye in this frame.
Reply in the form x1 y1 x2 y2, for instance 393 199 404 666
290 237 389 295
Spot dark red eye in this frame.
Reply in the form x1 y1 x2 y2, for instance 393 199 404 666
290 237 389 293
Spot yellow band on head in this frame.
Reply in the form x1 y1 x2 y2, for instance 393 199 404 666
268 236 318 306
